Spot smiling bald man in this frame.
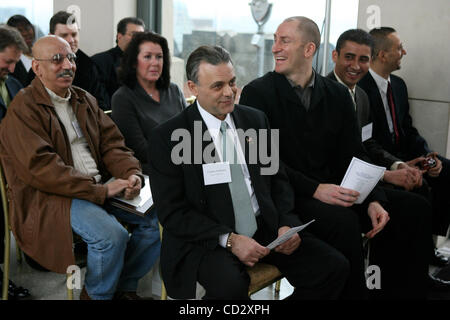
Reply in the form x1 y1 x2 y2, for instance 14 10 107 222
0 36 161 300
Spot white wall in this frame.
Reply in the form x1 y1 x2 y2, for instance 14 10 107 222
358 0 450 157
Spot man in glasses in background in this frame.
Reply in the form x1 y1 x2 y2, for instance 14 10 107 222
0 35 160 300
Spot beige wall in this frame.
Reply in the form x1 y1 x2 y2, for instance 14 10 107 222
53 0 137 56
358 0 450 157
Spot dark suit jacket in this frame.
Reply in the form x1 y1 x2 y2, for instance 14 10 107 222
92 46 123 103
11 60 31 88
240 71 386 204
28 49 110 110
327 72 401 168
0 76 23 120
358 71 430 162
148 102 300 298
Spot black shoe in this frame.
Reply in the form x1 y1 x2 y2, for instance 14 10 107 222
0 279 31 300
430 251 449 267
434 265 450 281
428 274 450 292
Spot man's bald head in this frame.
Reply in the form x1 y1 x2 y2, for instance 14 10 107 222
32 35 71 58
32 35 76 97
283 16 321 54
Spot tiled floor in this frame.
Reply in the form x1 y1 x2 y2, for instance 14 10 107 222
2 234 449 300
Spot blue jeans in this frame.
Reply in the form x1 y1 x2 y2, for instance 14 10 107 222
70 199 160 300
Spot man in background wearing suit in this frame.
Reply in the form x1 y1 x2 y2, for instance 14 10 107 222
92 17 145 104
328 28 449 295
358 27 450 277
27 11 110 111
0 25 31 299
148 45 349 300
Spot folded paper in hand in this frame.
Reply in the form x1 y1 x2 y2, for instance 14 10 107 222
107 175 153 216
266 220 315 250
340 157 385 204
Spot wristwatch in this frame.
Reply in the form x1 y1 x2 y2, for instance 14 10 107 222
226 233 233 251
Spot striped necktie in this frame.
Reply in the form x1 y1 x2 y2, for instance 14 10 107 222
220 121 257 237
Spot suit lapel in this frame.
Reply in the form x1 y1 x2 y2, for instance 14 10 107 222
309 72 324 111
355 86 369 128
389 79 402 134
185 103 235 227
364 73 392 137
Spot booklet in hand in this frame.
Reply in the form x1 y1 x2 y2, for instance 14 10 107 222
266 220 315 250
107 174 154 216
340 157 386 204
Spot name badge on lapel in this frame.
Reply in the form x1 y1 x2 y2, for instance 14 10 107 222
202 162 231 186
361 123 373 142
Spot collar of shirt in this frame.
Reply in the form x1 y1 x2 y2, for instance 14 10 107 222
45 87 72 104
333 70 356 107
287 69 316 90
197 100 235 144
369 68 391 95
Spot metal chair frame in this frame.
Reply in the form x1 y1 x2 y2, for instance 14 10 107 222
1 164 73 300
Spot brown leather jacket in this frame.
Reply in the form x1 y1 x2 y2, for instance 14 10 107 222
0 78 142 273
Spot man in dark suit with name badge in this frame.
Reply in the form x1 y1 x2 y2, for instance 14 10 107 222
148 45 349 300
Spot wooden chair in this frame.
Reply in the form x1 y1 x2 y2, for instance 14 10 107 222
1 163 74 300
1 162 11 300
158 223 282 300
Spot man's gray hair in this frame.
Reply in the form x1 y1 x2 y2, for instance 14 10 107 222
283 16 321 54
186 45 233 84
0 25 27 53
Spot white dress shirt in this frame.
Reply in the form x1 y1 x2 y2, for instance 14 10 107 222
368 69 404 170
369 69 394 134
197 102 260 247
333 70 356 109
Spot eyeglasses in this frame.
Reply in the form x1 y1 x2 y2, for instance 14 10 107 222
34 53 77 65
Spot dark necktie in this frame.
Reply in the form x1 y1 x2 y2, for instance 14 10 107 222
387 81 399 144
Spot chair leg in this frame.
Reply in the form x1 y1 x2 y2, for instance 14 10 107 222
161 279 167 300
2 229 10 300
15 242 22 264
275 279 281 293
66 273 74 300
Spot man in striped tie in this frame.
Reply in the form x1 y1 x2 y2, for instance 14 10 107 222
358 27 450 282
148 45 350 300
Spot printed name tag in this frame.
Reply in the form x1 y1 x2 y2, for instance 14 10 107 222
362 123 373 142
72 120 84 139
202 162 231 186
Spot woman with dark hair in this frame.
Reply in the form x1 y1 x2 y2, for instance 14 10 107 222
112 32 186 174
6 15 36 87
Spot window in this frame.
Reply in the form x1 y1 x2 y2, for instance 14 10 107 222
0 0 53 38
173 0 359 96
